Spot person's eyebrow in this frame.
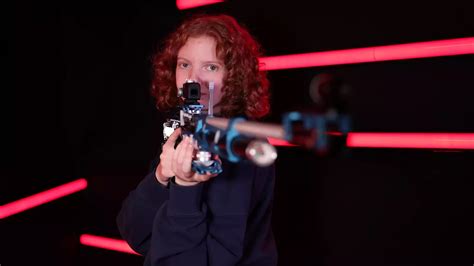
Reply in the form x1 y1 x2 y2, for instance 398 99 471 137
202 60 224 65
177 57 190 61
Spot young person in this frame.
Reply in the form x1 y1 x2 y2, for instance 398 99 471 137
117 14 277 266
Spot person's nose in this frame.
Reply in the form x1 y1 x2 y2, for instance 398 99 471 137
187 67 200 82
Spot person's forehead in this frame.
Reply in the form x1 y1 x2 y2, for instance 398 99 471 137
178 36 218 57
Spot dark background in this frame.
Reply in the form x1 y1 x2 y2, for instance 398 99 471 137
8 1 474 265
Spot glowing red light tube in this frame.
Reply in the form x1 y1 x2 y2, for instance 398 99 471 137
80 234 140 255
259 37 474 70
267 137 297 146
346 133 474 149
269 133 474 150
0 178 87 219
176 0 224 10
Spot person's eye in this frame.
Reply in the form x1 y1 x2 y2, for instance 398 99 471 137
178 62 190 69
205 64 219 72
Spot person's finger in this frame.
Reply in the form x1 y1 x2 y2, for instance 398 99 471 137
195 173 213 182
172 136 186 174
176 136 189 166
213 154 222 164
192 138 199 150
182 136 195 174
163 128 181 150
159 147 175 176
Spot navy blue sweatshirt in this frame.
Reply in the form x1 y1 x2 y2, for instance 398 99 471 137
116 158 277 266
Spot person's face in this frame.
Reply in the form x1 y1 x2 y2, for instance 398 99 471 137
176 36 226 114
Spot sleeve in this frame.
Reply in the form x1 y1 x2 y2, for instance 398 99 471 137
239 164 278 266
116 162 170 256
149 179 209 265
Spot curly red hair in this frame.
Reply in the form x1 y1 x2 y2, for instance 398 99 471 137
151 14 270 119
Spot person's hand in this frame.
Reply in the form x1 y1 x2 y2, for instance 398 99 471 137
172 135 218 186
155 128 181 185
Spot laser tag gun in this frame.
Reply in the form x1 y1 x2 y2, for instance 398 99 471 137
281 111 351 154
205 111 351 156
162 80 277 175
162 80 222 175
222 72 353 154
204 72 353 156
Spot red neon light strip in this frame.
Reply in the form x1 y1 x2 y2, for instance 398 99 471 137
346 133 474 149
80 234 140 255
0 178 87 219
259 37 474 70
269 133 474 149
267 137 297 146
176 0 224 10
